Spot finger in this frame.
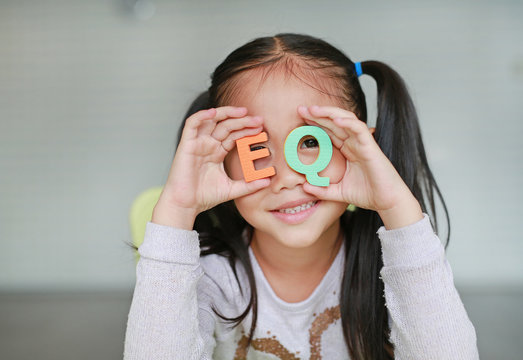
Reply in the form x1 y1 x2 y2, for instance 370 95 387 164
300 120 345 149
214 106 249 121
334 117 381 162
303 116 349 142
333 117 374 143
201 106 249 136
296 106 348 147
301 104 372 135
229 178 271 199
188 107 249 139
302 182 346 203
182 108 218 139
308 105 358 120
297 105 314 119
321 126 344 149
221 126 264 153
298 105 358 122
211 115 263 141
298 105 359 140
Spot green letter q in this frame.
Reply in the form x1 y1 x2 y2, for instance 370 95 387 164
284 126 333 187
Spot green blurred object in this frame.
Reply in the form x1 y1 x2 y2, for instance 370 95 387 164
129 186 163 250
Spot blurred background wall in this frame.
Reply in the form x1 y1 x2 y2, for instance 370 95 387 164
0 0 522 359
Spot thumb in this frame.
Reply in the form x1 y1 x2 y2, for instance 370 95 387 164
229 178 271 200
303 182 343 202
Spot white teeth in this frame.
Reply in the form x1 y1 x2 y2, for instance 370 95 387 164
278 201 317 214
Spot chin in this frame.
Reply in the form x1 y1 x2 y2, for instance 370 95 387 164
273 228 328 249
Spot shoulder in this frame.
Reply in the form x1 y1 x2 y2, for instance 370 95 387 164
200 253 234 285
198 253 247 308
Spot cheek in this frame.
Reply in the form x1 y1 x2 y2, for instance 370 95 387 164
233 193 261 225
226 150 264 221
318 149 346 183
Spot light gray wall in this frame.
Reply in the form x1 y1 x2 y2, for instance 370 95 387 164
1 0 522 291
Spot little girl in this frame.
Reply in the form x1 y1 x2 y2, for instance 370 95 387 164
124 34 479 359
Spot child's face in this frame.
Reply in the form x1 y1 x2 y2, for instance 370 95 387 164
224 70 349 249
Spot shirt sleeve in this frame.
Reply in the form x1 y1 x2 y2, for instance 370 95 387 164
123 222 215 360
378 215 479 360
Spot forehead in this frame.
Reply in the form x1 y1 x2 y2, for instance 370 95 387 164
229 69 345 119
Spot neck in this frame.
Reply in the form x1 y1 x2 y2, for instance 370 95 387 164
250 221 343 300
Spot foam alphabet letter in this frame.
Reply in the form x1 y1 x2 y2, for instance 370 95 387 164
284 126 333 187
235 132 276 182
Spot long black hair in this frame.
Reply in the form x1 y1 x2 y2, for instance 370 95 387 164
176 33 449 360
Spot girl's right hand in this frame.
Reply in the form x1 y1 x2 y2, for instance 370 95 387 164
152 106 270 230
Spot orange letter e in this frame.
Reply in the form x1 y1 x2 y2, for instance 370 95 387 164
235 132 275 182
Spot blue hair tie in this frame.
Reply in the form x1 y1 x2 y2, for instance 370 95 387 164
354 62 362 77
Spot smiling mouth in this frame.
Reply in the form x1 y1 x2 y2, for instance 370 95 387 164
277 200 318 214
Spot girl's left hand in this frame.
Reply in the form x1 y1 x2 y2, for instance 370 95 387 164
298 105 423 229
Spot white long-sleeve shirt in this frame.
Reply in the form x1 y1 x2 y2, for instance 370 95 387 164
124 215 479 359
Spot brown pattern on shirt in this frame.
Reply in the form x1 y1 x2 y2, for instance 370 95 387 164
233 305 340 359
234 336 301 359
309 305 341 359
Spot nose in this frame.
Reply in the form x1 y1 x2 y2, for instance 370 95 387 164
269 150 306 193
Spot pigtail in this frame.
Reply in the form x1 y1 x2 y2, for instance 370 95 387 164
340 60 451 360
360 60 449 243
